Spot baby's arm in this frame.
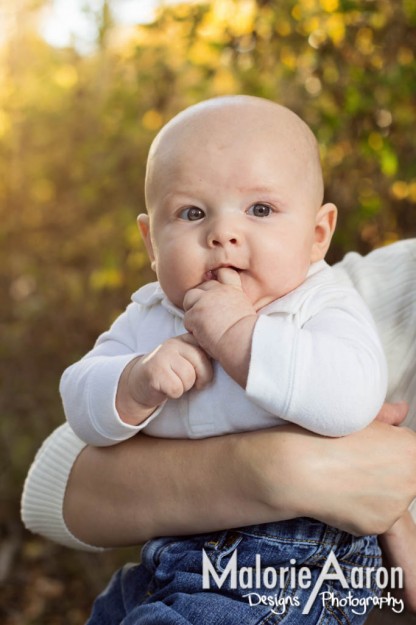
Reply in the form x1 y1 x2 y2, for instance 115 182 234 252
183 267 257 387
184 267 387 437
61 300 212 446
379 511 416 612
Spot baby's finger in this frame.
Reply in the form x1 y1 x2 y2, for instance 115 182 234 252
215 267 243 288
183 287 203 311
167 357 198 397
176 332 199 346
180 342 213 390
183 279 229 311
193 350 214 389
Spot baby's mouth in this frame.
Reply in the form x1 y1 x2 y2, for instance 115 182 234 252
204 266 242 281
204 269 217 281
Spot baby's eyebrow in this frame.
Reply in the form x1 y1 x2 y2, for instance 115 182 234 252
159 190 196 205
237 186 289 207
236 185 276 194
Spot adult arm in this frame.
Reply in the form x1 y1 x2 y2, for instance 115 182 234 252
22 403 416 550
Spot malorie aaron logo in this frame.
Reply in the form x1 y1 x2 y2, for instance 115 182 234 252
202 549 405 615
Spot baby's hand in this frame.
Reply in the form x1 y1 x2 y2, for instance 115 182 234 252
183 268 257 362
117 334 213 424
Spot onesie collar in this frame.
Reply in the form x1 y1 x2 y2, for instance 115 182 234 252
131 281 184 318
131 261 329 319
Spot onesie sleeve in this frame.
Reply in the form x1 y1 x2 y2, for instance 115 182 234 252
60 302 162 446
246 287 388 437
21 423 106 551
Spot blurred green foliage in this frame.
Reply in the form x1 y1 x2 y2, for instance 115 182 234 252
1 0 415 622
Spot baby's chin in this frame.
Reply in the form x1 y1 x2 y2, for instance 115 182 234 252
250 287 288 311
161 288 186 310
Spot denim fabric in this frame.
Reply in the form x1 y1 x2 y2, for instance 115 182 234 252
86 518 382 624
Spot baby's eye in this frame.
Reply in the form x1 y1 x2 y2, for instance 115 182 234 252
247 203 272 217
179 206 205 221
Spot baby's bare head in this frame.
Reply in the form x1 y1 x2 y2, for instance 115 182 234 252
139 96 336 309
145 95 324 213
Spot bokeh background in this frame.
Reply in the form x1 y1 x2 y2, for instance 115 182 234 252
1 0 416 622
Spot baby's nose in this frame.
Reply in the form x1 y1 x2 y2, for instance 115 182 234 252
207 220 241 247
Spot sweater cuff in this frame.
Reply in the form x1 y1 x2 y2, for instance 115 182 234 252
21 423 107 552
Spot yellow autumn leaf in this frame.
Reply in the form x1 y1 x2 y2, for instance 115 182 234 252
212 67 238 94
230 0 256 37
280 46 297 70
188 40 219 67
398 47 414 65
90 268 123 291
368 132 383 151
53 64 78 89
0 110 10 138
326 13 345 46
390 181 408 200
142 109 164 131
320 0 339 13
355 27 374 55
275 19 292 37
31 178 55 203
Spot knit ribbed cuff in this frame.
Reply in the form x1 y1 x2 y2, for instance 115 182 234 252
21 423 106 552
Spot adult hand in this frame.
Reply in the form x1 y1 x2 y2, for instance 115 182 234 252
375 400 409 425
251 402 414 537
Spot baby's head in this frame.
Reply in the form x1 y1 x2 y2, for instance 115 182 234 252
138 95 337 310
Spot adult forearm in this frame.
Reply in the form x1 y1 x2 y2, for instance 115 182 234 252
24 405 416 550
63 429 300 547
64 414 416 548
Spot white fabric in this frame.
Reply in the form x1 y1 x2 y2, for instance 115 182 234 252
20 424 102 551
60 260 387 445
333 240 416 431
21 240 416 550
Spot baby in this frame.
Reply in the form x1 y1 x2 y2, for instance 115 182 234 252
61 96 414 622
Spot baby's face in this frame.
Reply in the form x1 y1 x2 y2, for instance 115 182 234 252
141 99 335 310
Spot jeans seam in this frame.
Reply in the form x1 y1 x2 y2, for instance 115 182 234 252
325 601 351 625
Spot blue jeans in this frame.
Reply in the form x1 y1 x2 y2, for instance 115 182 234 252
87 518 382 624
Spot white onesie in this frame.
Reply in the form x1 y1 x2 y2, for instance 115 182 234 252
60 260 387 446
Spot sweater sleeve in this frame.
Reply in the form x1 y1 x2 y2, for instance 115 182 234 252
60 302 162 447
246 289 388 437
21 423 106 551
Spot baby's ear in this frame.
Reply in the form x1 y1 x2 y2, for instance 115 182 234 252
137 214 156 271
311 203 337 263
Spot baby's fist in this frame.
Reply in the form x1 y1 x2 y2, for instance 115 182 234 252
129 334 213 409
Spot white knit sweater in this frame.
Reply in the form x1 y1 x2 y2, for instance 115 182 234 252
21 239 416 551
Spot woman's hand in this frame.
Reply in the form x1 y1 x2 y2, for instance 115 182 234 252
379 511 416 612
273 403 415 536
